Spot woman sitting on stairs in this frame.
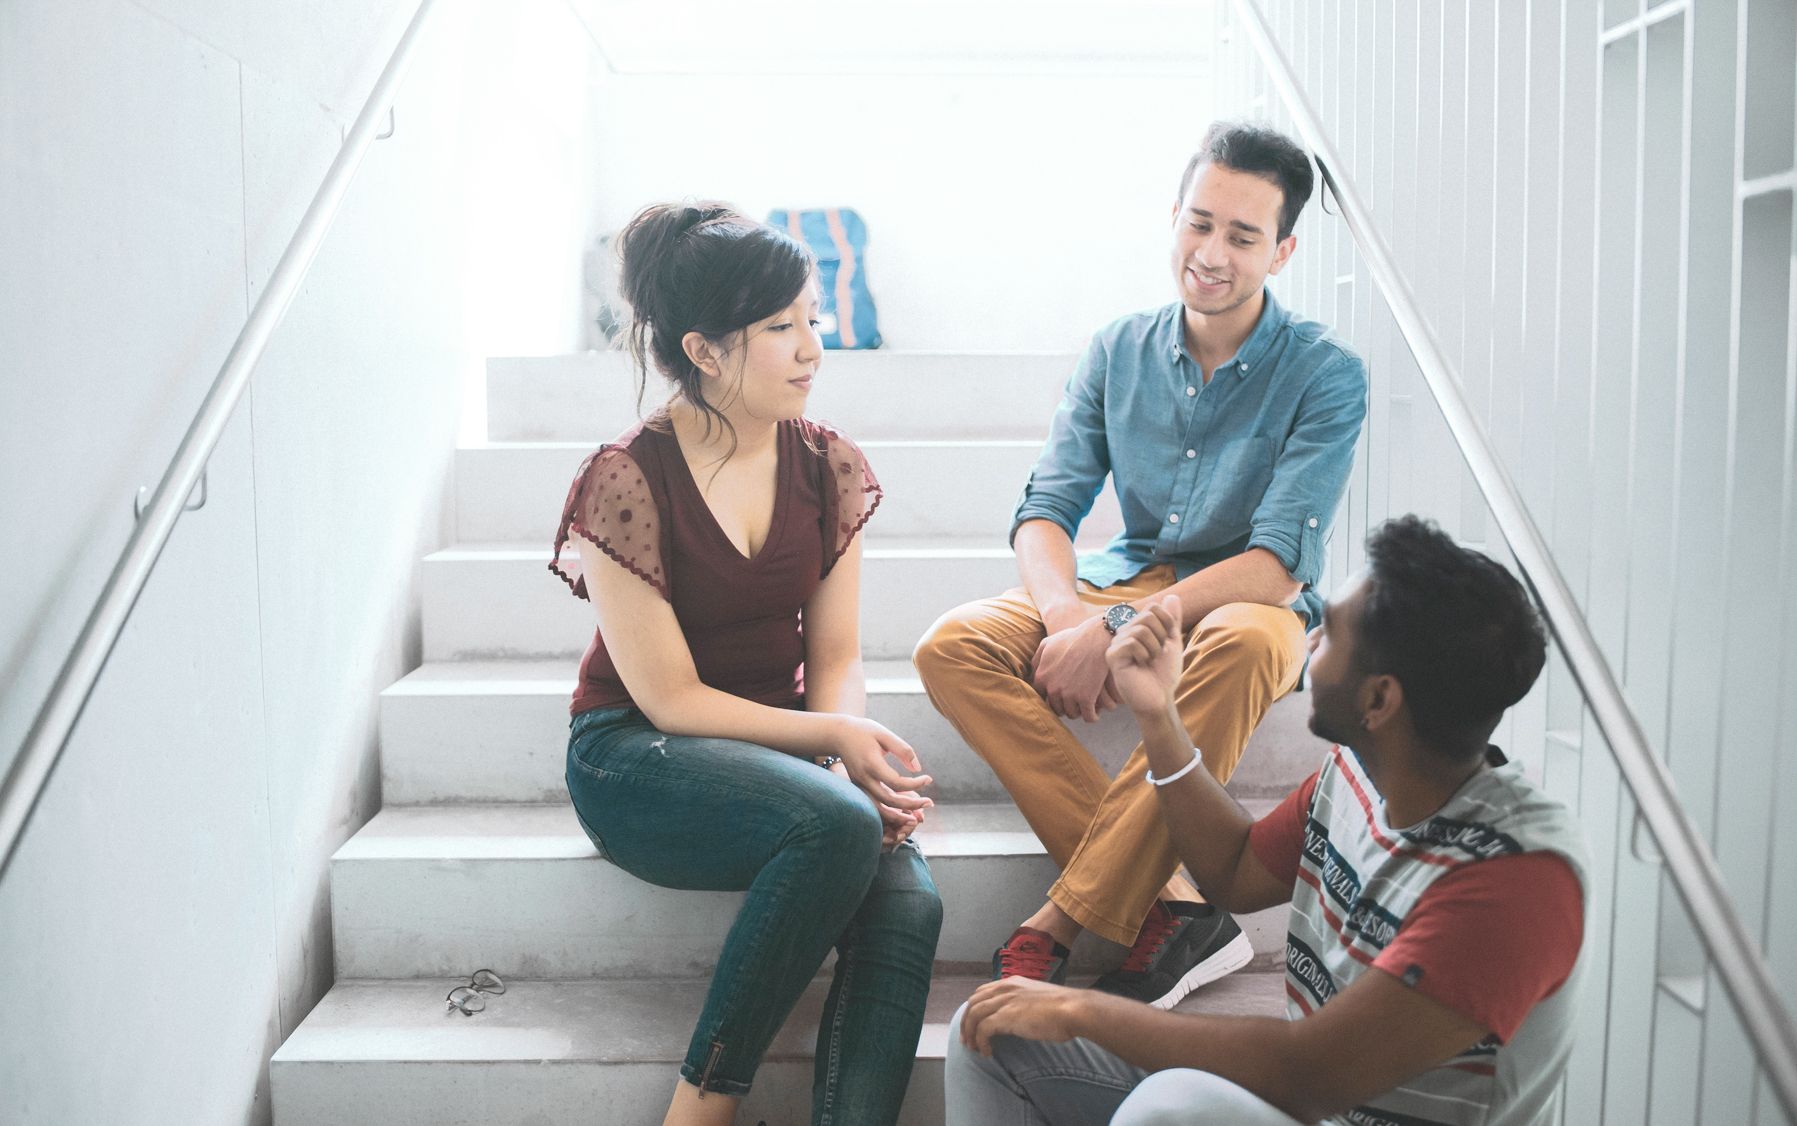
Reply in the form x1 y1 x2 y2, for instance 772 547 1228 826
550 201 944 1126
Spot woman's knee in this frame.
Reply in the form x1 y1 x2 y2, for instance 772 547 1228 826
794 783 884 871
909 874 946 940
871 880 944 947
863 846 945 940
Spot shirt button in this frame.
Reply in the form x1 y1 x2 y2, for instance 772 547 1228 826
1307 517 1319 528
1169 513 1181 524
1185 386 1197 397
1185 449 1196 459
1241 362 1250 372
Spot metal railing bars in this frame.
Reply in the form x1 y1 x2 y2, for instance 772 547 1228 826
0 0 443 881
1600 0 1690 47
1228 0 1797 1117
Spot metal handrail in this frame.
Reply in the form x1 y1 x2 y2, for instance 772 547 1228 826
0 0 443 880
1226 0 1797 1117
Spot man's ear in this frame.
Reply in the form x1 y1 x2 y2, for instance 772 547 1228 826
1266 234 1298 276
1360 674 1404 733
682 330 722 378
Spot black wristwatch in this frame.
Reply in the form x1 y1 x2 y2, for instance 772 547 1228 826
1102 603 1139 635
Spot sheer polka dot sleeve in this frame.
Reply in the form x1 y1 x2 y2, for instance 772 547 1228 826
816 424 883 578
549 446 669 601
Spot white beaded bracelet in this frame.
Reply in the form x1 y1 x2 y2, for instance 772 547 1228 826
1145 748 1204 787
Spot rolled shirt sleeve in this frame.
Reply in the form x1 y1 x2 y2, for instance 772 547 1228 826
1010 334 1112 545
1245 350 1368 588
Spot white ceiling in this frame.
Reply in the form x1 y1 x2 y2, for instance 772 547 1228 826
565 0 1219 76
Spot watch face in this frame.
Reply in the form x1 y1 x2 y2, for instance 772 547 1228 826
1105 604 1137 633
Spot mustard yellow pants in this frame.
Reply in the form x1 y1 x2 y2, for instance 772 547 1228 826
913 564 1306 945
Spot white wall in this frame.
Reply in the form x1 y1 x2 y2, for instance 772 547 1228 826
0 2 603 1123
1215 3 1797 1124
587 69 1219 353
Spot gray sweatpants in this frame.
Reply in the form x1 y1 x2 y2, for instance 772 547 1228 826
945 1002 1305 1126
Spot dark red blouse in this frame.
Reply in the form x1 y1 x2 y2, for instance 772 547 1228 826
550 416 882 716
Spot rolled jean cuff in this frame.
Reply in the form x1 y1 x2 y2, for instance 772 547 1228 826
679 1060 753 1099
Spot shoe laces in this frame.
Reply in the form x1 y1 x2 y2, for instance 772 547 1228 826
1120 903 1179 973
997 930 1061 980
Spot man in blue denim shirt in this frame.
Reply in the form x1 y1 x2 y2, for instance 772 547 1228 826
917 123 1366 1008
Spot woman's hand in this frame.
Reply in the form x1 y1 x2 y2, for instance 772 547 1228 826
825 760 922 850
882 809 922 851
826 716 934 833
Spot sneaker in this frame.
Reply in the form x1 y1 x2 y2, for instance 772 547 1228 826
1090 901 1254 1009
991 926 1071 984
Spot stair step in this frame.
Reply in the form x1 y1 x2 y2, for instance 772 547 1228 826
485 351 1080 443
421 541 1024 663
271 971 1284 1126
329 801 1290 980
455 439 1123 544
379 661 1328 805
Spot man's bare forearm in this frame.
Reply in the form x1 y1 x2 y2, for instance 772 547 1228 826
1135 703 1260 909
1013 519 1091 633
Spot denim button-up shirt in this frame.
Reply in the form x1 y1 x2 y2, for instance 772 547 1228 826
1011 290 1367 628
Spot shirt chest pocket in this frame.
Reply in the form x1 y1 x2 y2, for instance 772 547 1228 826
1202 435 1277 526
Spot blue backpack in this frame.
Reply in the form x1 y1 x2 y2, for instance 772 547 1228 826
768 208 882 349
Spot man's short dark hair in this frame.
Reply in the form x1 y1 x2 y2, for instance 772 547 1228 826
1357 516 1549 757
1178 122 1316 241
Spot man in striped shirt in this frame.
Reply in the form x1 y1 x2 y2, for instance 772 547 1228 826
948 516 1587 1126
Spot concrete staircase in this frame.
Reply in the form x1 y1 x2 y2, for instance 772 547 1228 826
270 351 1331 1125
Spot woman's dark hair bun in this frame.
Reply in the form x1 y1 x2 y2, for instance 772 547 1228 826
615 202 742 314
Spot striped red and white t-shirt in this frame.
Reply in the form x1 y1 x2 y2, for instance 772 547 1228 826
1249 745 1587 1126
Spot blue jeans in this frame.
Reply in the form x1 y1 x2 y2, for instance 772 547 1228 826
566 707 943 1125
